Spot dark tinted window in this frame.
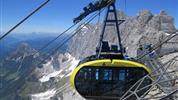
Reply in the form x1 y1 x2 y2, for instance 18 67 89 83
75 67 151 99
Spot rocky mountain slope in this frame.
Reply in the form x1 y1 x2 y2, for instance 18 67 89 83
0 42 80 100
66 10 178 100
68 10 177 59
0 10 177 100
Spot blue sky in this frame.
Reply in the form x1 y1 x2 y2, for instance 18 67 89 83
0 0 177 34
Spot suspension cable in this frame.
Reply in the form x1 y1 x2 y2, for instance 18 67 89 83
37 0 113 53
38 23 77 52
136 31 178 60
37 8 106 67
0 0 50 41
36 0 114 67
97 10 101 24
21 10 105 84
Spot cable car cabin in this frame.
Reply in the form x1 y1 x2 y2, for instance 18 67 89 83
70 42 152 100
70 60 152 100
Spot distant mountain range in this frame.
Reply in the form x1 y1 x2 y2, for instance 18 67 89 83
0 10 178 100
0 33 71 59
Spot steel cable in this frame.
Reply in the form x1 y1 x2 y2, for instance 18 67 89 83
0 0 50 41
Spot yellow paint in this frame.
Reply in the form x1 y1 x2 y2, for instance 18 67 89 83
70 59 151 89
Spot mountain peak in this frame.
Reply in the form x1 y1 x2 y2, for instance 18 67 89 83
69 10 177 58
7 43 38 61
137 10 153 27
117 10 126 19
16 42 37 55
138 10 153 17
159 10 167 16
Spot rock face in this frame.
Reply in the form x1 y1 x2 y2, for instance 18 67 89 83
1 10 177 100
0 42 80 100
68 24 101 59
68 10 177 59
0 43 41 100
6 43 37 61
65 10 177 100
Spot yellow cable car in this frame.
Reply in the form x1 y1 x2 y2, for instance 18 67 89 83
70 1 152 99
70 42 152 100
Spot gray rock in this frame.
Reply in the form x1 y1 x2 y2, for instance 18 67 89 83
137 10 153 27
68 10 177 58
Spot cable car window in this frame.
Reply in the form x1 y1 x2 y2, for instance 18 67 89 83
88 68 92 80
119 70 125 81
103 69 109 80
84 71 87 80
82 68 89 80
102 69 112 81
108 69 112 80
96 69 99 80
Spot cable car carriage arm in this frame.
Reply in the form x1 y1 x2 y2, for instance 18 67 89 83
73 0 116 23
